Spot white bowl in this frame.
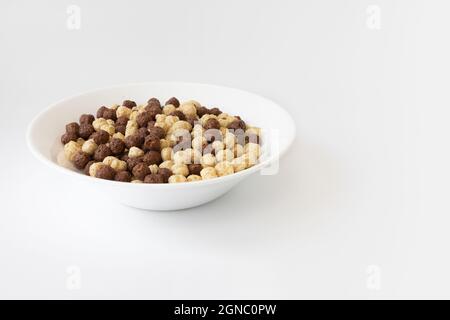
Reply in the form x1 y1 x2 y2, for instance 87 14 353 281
27 82 295 210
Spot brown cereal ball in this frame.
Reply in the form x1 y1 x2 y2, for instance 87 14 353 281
228 119 246 131
109 138 126 155
165 97 180 108
79 123 95 139
80 114 95 125
96 106 108 118
115 124 126 135
170 110 186 121
84 160 95 175
116 116 129 126
204 118 220 130
102 108 117 121
122 100 136 108
209 107 221 116
188 164 203 176
148 126 165 139
115 171 132 182
137 127 149 140
143 135 161 151
158 168 172 183
90 129 110 145
136 111 153 128
121 154 129 162
143 151 162 165
126 156 143 171
132 162 151 180
66 122 80 135
61 132 78 144
144 104 162 120
124 134 144 149
186 115 198 127
95 165 115 180
147 97 161 108
93 144 113 161
144 174 164 184
147 120 156 129
72 151 91 169
196 106 209 118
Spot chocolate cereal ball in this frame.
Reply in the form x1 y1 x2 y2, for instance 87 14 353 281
143 151 162 165
228 119 246 131
147 97 161 108
136 111 153 128
204 118 220 130
79 123 95 139
144 104 162 120
96 106 108 118
90 129 110 145
188 164 203 176
158 168 172 183
148 126 165 139
165 97 180 108
73 151 91 170
66 122 80 135
95 165 115 180
126 156 143 171
132 162 151 181
80 114 95 125
137 127 149 140
84 160 95 175
61 132 78 144
122 100 136 108
102 108 117 121
125 134 144 149
115 124 126 135
109 138 126 155
94 144 113 161
143 135 160 151
147 120 156 129
116 116 129 126
196 106 209 118
115 171 132 182
209 107 221 116
144 174 164 184
170 110 186 121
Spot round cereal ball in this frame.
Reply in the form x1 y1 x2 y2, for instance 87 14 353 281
228 119 246 131
84 160 95 175
158 168 172 183
137 127 149 140
188 164 203 176
126 156 143 171
116 116 128 126
171 164 189 176
143 135 161 151
200 167 218 180
79 123 95 139
103 108 117 121
72 151 91 169
90 129 110 145
147 120 156 129
122 100 136 108
204 118 220 130
109 138 126 155
94 144 113 161
95 165 116 180
125 134 144 149
196 106 209 118
148 126 166 139
179 103 197 117
170 110 186 121
144 104 162 119
115 171 132 182
187 174 202 182
96 106 108 118
143 151 162 165
132 162 151 180
80 114 95 125
136 111 153 128
209 107 222 116
115 124 126 135
165 97 180 108
144 174 165 184
61 132 78 144
168 174 187 183
147 97 161 108
65 122 79 135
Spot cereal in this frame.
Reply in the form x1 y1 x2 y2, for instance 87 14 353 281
60 97 261 183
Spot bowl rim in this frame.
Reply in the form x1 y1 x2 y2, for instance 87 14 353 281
27 81 296 188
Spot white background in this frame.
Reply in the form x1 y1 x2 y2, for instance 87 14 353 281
1 0 449 299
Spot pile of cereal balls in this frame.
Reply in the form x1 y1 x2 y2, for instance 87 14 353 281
61 97 261 183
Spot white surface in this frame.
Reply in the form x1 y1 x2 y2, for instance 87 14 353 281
1 0 449 299
27 82 295 210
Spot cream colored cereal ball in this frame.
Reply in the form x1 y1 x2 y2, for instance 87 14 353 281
112 132 125 141
231 156 248 172
163 104 176 115
125 119 138 137
212 140 225 152
129 111 139 121
159 160 174 170
201 153 216 167
173 150 189 165
89 162 105 177
100 124 115 135
187 174 202 182
164 115 179 127
116 106 132 119
161 147 173 161
168 174 187 183
191 136 207 151
64 141 81 162
215 161 234 176
171 163 189 176
183 99 201 108
170 120 192 133
200 167 218 180
215 149 234 162
179 103 197 117
149 164 159 174
92 118 107 131
160 139 170 149
128 146 144 158
103 156 127 171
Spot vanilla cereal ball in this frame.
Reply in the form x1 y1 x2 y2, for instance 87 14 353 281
128 146 144 158
171 163 189 176
184 100 201 108
182 148 201 165
164 115 179 127
163 104 176 115
200 167 218 180
112 132 125 141
232 156 248 172
81 139 98 155
201 153 216 167
161 147 173 161
100 123 115 135
179 103 197 117
76 138 85 146
116 106 132 119
92 118 107 131
173 150 189 165
159 160 174 170
125 119 138 137
89 162 105 177
149 164 159 174
168 174 187 183
103 156 127 171
155 120 169 132
129 110 139 121
169 120 192 133
191 136 207 151
64 141 81 161
160 139 170 149
192 124 204 138
215 161 234 176
187 174 202 182
155 114 166 123
215 149 234 162
212 140 225 152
